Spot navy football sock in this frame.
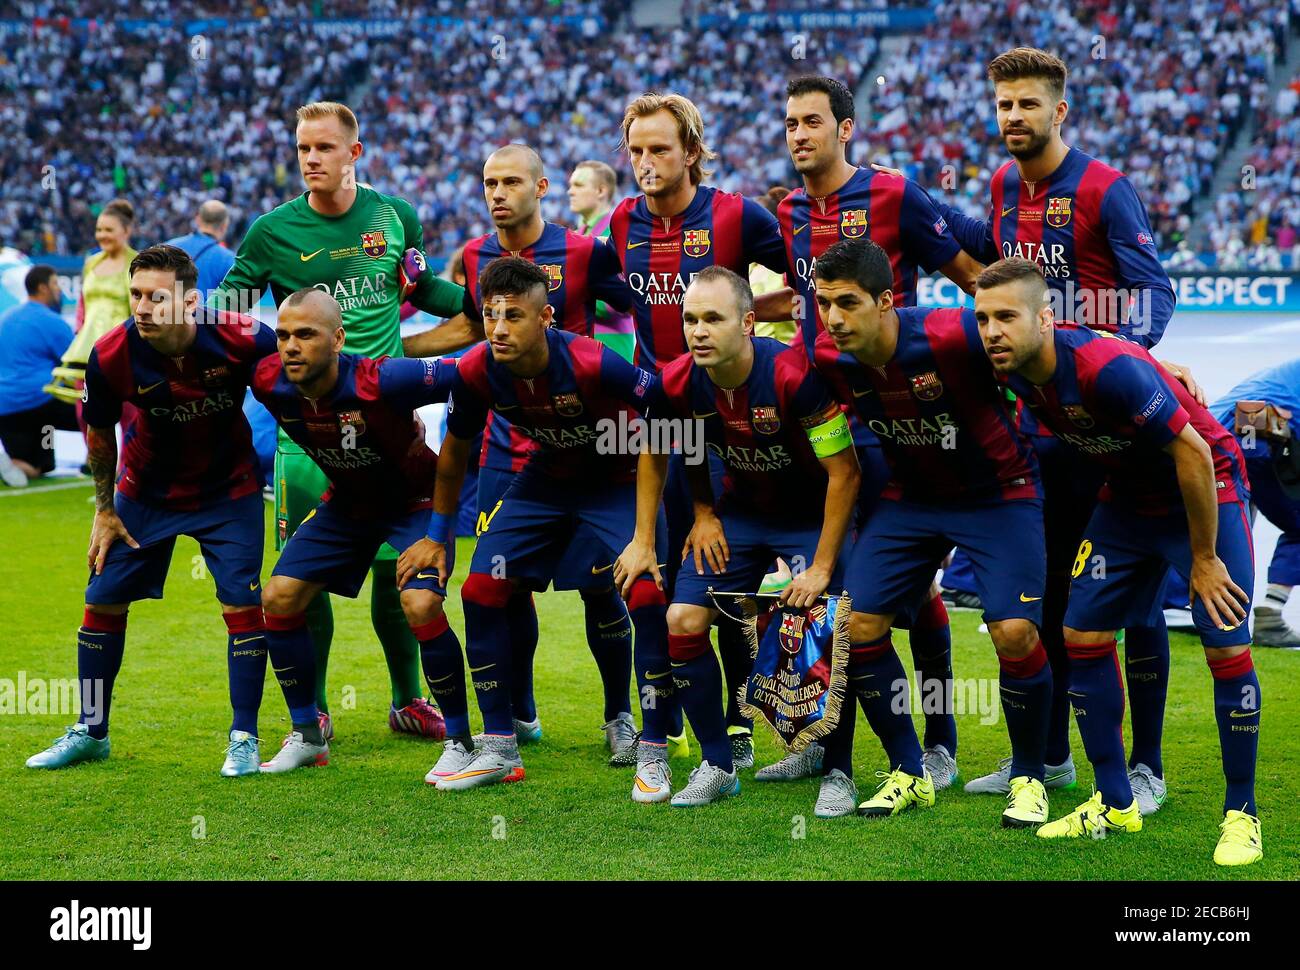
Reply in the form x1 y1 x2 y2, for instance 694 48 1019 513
717 618 753 733
224 608 266 736
1064 639 1131 807
1124 620 1169 776
909 594 957 755
1041 575 1073 764
304 591 333 713
369 559 425 706
77 608 126 740
1209 650 1260 816
463 573 516 736
581 584 633 722
413 613 470 739
669 631 732 771
850 635 923 777
627 579 672 745
263 611 320 729
998 641 1053 783
506 589 539 723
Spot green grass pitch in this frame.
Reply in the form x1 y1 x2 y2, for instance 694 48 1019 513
1 483 1296 880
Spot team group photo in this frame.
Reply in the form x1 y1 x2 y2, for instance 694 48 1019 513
1 0 1298 907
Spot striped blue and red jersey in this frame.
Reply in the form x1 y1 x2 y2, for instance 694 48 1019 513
779 168 962 358
608 184 787 372
251 353 458 518
446 328 657 484
813 307 1039 504
939 147 1175 346
462 221 633 473
1000 326 1248 516
83 308 275 511
656 336 842 523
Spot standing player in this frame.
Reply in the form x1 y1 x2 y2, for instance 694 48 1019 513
757 76 981 786
407 144 642 759
812 239 1051 828
396 258 672 801
568 159 636 362
25 245 278 777
615 267 860 807
214 101 475 743
974 259 1260 866
920 49 1180 805
250 289 467 775
610 91 791 768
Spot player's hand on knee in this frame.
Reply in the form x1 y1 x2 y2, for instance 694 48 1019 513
88 509 139 575
684 510 729 576
781 562 831 609
614 538 661 598
397 537 446 589
1189 554 1250 631
1159 360 1206 406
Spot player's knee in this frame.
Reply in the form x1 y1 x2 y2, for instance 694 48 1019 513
461 571 514 609
849 610 890 644
1061 626 1116 648
667 603 711 636
627 579 666 614
261 577 307 617
989 618 1040 658
400 588 443 627
579 583 615 602
84 602 129 616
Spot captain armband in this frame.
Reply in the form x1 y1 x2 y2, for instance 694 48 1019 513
805 411 852 458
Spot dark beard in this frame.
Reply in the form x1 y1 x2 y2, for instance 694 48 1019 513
1004 126 1052 161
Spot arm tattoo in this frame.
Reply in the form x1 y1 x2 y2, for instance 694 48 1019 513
86 427 118 512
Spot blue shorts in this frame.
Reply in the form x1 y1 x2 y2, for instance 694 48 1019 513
673 507 845 609
848 497 1045 626
471 466 666 591
86 492 264 607
1065 499 1254 647
272 501 453 598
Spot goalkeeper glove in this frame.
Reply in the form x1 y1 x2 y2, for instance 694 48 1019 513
398 247 428 301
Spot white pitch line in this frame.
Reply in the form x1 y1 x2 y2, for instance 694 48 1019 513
0 480 93 498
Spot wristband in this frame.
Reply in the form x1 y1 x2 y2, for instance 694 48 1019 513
427 512 452 544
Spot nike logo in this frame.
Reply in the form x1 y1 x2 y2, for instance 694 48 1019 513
1066 691 1086 698
272 665 293 674
1126 655 1157 664
646 670 671 680
496 403 520 412
693 411 718 419
792 224 808 236
598 618 626 629
1019 593 1042 602
1001 205 1016 217
1229 708 1260 718
300 249 325 262
468 663 495 673
426 673 453 684
233 636 263 646
670 662 686 668
852 387 873 398
136 380 165 395
416 573 438 580
626 240 648 250
281 416 302 423
249 581 259 591
634 777 663 793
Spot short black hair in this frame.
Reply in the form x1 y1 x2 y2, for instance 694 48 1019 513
24 264 58 295
786 75 855 125
479 256 549 306
129 244 199 291
813 238 893 300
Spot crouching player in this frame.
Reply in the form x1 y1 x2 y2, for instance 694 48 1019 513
976 258 1261 865
397 257 671 798
812 239 1050 826
251 289 465 774
616 267 859 807
25 245 278 776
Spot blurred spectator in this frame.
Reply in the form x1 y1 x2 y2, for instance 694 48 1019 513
165 199 236 297
0 264 78 483
750 185 797 345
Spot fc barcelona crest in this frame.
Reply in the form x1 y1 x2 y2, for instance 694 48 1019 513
360 230 387 258
1045 197 1072 229
202 365 230 387
337 409 366 435
682 229 711 258
778 611 806 655
751 405 780 434
553 393 582 417
541 263 563 292
1063 404 1095 429
840 209 868 238
911 371 943 401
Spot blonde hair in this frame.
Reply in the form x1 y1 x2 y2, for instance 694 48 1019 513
620 92 716 186
295 101 359 141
